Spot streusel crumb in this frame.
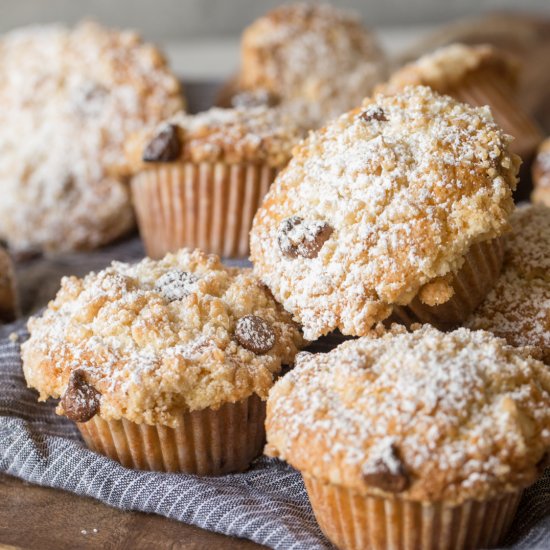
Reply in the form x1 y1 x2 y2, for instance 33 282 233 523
250 85 520 339
266 325 550 503
22 249 304 426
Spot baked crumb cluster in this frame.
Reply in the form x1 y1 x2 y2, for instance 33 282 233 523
467 205 550 362
0 21 183 253
239 3 386 128
266 325 550 503
377 43 518 95
22 249 304 426
127 106 305 170
251 85 520 339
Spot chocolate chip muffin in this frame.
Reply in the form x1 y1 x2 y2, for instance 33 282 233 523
0 21 184 254
533 137 550 207
467 204 550 363
233 3 386 129
250 86 520 339
22 248 304 474
127 106 304 259
266 324 550 550
377 43 543 199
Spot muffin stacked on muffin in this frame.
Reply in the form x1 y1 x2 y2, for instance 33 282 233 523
467 204 550 363
22 248 303 474
0 21 184 254
376 44 543 184
127 106 304 259
251 85 520 339
229 3 386 129
533 138 550 207
266 325 550 549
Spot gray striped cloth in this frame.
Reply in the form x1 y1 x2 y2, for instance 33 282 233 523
1 319 549 549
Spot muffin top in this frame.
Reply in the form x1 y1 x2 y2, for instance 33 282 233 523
0 246 17 323
250 86 520 339
239 3 386 128
377 43 518 96
127 106 305 170
0 21 183 253
266 325 550 503
467 205 550 362
533 138 550 193
22 249 304 426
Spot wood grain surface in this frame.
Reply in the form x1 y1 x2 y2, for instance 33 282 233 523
0 474 265 550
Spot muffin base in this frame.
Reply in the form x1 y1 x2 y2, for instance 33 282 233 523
304 476 522 550
77 395 266 474
131 162 277 259
392 238 504 330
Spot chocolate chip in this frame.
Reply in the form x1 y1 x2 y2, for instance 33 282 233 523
155 270 198 302
235 315 276 354
61 369 101 423
362 444 409 493
360 106 388 123
143 124 181 162
278 216 333 259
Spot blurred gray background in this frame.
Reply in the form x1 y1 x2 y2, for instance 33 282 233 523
1 0 548 79
1 0 549 40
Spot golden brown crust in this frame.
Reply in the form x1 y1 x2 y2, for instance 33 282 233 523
250 86 520 340
0 21 184 253
238 3 386 128
377 43 519 96
266 325 550 503
467 205 550 362
22 249 304 426
126 106 305 171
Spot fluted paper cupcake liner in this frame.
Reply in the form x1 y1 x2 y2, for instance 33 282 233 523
392 238 504 330
77 394 266 474
131 162 278 259
304 476 522 550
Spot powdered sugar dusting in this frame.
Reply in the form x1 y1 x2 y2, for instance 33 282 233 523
251 86 519 339
0 21 183 253
266 325 550 502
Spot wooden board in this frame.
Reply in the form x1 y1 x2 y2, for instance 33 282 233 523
0 474 265 549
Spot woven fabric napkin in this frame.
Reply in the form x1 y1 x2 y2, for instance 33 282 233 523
1 238 549 549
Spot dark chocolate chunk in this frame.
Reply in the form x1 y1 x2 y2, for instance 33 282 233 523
360 106 388 123
363 444 409 493
143 124 181 162
235 315 276 354
278 216 333 259
61 369 101 423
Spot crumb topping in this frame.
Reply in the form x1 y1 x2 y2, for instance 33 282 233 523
127 106 305 170
239 3 386 128
22 249 304 426
0 21 184 253
250 86 520 340
377 43 518 96
266 325 550 503
467 205 550 362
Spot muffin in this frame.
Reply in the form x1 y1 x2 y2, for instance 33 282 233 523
467 204 550 363
232 3 386 129
377 43 542 199
250 86 520 340
266 325 550 550
0 21 184 254
0 245 17 323
532 138 550 207
127 106 304 259
22 249 304 474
